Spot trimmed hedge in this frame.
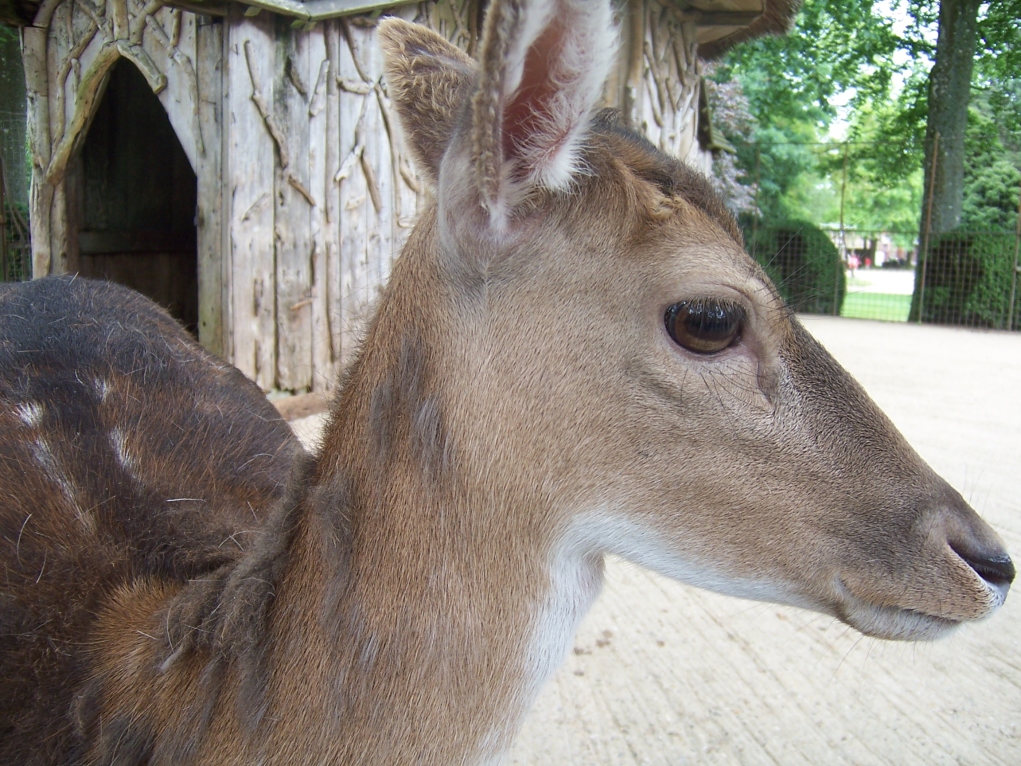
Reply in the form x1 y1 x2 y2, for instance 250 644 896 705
913 229 1020 329
743 220 846 315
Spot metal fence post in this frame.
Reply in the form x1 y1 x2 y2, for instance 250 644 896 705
752 144 760 258
836 143 848 316
1008 176 1021 332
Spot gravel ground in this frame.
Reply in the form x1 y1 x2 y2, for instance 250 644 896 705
291 316 1021 765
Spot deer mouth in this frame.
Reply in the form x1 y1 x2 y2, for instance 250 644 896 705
833 596 963 641
833 555 1011 641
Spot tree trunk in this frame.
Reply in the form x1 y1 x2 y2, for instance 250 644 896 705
911 0 981 321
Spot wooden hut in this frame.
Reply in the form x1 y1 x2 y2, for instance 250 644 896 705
6 0 796 393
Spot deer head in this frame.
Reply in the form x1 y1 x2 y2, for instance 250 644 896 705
374 0 1012 657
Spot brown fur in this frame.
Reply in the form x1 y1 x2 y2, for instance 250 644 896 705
0 276 300 764
0 4 1012 764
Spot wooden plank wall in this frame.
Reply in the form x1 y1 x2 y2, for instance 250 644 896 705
224 2 450 393
632 0 712 175
28 0 708 395
228 9 277 390
218 0 707 395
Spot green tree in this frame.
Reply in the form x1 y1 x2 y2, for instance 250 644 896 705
710 0 906 223
909 0 1021 320
961 99 1020 231
712 0 1021 237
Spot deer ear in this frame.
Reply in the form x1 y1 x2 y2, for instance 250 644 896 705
471 0 618 229
379 19 479 185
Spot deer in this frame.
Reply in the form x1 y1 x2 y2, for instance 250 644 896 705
0 275 302 765
0 0 1013 762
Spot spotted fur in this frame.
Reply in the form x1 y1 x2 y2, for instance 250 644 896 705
0 276 300 764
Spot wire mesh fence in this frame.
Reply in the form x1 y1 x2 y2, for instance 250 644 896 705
728 136 1021 332
0 151 30 283
915 230 1021 329
745 224 1021 330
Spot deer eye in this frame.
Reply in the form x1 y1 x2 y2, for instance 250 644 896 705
665 300 744 355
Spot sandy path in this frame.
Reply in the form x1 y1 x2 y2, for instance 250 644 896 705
291 317 1021 764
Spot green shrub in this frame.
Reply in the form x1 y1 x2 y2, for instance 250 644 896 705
915 229 1020 329
743 219 846 315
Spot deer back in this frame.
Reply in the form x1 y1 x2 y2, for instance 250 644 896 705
0 276 300 765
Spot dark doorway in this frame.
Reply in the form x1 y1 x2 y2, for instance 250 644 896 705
69 60 198 334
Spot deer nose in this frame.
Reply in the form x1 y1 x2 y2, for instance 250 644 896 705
951 542 1016 589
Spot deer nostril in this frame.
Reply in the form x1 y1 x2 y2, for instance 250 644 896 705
952 545 1016 588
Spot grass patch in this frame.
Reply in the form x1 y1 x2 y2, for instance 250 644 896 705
840 292 912 322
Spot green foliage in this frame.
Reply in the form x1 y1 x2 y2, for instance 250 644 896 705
961 98 1020 232
744 219 846 315
711 0 908 222
731 129 821 222
781 165 840 224
975 2 1021 91
713 0 1021 247
962 159 1021 232
842 164 924 238
915 229 1021 328
841 0 1021 180
714 1 903 126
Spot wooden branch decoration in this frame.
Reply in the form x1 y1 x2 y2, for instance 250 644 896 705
644 78 664 130
32 0 66 28
129 0 165 43
22 26 50 170
74 0 111 39
334 144 363 184
244 39 290 169
340 85 381 211
143 10 205 154
286 55 308 98
115 40 167 92
398 159 421 196
169 7 181 47
359 152 382 214
45 41 119 183
287 173 317 206
339 19 371 83
374 83 420 195
337 78 372 95
644 41 666 129
309 58 329 117
242 192 271 222
334 88 369 184
50 21 99 151
111 0 129 39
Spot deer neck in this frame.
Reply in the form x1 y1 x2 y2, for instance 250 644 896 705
269 215 605 764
